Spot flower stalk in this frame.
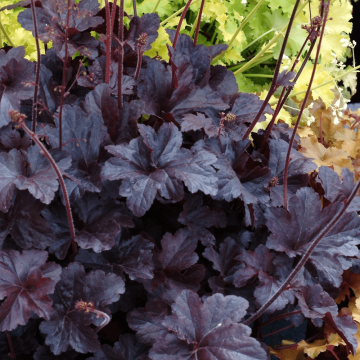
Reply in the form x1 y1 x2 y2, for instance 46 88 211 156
9 110 78 256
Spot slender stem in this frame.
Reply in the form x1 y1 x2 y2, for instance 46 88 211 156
234 1 307 76
134 45 143 80
244 172 360 326
160 0 200 26
243 74 274 78
110 0 118 36
153 0 161 12
194 0 205 45
259 310 302 329
328 346 341 360
261 33 312 147
283 1 330 210
240 28 280 54
132 0 137 17
262 324 295 338
0 17 15 47
118 0 124 110
58 0 71 151
173 0 193 49
277 41 319 111
229 53 274 72
104 0 111 84
241 0 301 141
211 0 267 63
189 11 199 38
30 0 41 134
271 64 360 105
10 113 77 255
6 331 15 359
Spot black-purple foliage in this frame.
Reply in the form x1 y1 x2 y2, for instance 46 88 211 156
0 1 358 358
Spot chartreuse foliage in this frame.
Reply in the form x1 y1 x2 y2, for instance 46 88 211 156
0 0 360 359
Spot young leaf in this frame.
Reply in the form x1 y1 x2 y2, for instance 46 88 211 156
76 234 154 280
178 193 226 246
73 193 134 253
140 228 205 304
40 262 125 355
102 123 218 217
127 299 170 346
0 47 35 128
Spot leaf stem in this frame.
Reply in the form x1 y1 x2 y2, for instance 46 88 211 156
160 0 200 26
132 0 137 17
283 2 330 209
259 310 302 329
271 64 360 105
211 0 267 63
173 0 193 49
262 324 295 338
30 0 41 134
10 112 77 255
241 0 301 141
234 1 308 76
6 331 15 359
261 33 313 148
194 0 205 45
0 16 15 47
58 0 71 151
153 0 161 12
118 0 124 110
104 0 111 84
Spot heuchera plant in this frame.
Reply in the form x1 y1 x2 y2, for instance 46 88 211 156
0 0 360 359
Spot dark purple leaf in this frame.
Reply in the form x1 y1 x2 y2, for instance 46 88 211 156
295 284 338 319
0 191 55 249
125 14 160 52
74 193 134 252
42 202 72 260
266 187 360 286
233 244 277 288
127 299 170 346
203 237 244 285
178 193 226 246
0 249 60 331
181 113 218 137
102 123 218 217
316 166 360 212
140 228 205 304
205 93 274 141
0 145 65 211
41 104 108 201
40 262 125 355
276 70 296 87
18 0 103 59
82 84 142 143
202 136 259 204
0 123 31 151
76 234 154 280
323 313 358 355
150 290 267 360
137 59 228 123
0 47 35 127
